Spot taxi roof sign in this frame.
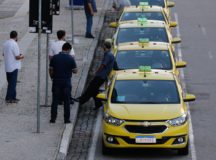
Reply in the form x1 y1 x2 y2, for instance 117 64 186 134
139 38 149 43
139 2 149 6
139 66 151 72
137 17 147 25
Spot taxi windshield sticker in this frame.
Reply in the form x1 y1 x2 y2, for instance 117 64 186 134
117 96 126 102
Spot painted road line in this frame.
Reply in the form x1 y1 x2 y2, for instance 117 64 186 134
87 109 102 160
201 26 207 36
174 12 197 160
208 51 213 59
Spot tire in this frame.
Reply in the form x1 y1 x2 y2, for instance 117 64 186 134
177 142 189 155
102 140 112 155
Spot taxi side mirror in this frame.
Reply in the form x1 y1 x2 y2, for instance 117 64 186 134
96 93 107 101
176 61 187 68
109 22 118 28
169 21 178 28
167 1 175 8
184 94 196 102
172 37 181 44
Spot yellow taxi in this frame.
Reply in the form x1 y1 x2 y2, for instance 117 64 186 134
112 39 186 76
97 68 196 155
129 0 175 16
109 4 177 28
108 19 181 50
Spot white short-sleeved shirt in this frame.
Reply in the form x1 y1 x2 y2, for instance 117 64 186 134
49 40 75 57
3 39 21 73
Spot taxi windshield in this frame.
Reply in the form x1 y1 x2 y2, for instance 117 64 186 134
116 27 168 45
129 0 165 7
111 80 180 104
121 12 165 22
114 50 172 70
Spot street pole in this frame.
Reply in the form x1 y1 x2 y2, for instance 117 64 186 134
71 0 74 44
45 34 49 107
37 0 42 133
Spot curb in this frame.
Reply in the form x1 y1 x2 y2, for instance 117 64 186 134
55 4 107 160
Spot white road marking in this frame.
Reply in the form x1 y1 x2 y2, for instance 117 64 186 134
87 109 102 160
208 51 213 59
201 26 207 36
174 12 197 160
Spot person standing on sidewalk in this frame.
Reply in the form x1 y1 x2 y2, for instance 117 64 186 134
49 30 75 104
49 43 77 124
49 30 75 60
75 41 114 110
84 0 97 38
2 31 24 103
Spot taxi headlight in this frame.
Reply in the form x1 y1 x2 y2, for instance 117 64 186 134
167 114 188 126
104 113 124 126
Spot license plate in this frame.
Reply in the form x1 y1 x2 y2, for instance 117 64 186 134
135 136 156 144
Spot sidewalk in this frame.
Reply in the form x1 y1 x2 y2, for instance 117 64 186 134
0 0 110 160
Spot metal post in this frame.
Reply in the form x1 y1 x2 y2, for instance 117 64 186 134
37 0 42 133
71 0 74 44
45 34 49 107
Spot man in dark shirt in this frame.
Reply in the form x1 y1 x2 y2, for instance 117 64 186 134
49 43 77 123
75 41 114 109
84 0 97 38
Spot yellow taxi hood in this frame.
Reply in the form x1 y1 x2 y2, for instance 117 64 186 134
107 103 185 120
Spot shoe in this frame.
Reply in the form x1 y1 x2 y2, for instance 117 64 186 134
85 33 95 39
6 100 13 104
58 101 63 105
50 119 55 123
13 98 20 102
64 120 71 124
70 100 74 105
6 99 18 103
72 97 80 102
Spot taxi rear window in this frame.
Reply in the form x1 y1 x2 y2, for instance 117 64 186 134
129 0 165 7
111 80 180 104
121 12 165 21
114 50 172 70
116 27 168 45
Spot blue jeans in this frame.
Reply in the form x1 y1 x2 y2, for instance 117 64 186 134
51 80 71 122
85 14 93 35
6 69 18 100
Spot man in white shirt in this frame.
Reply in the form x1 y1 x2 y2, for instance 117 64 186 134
3 31 24 103
49 30 75 60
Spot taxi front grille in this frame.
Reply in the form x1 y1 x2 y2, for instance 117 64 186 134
125 125 167 134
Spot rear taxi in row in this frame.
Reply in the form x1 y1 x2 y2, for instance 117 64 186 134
97 68 196 155
112 39 186 75
129 0 175 16
109 4 177 28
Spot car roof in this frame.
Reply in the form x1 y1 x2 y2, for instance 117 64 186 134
117 41 169 51
118 20 166 28
115 70 175 81
123 6 163 12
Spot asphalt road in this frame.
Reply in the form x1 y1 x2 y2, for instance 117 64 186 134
87 0 216 160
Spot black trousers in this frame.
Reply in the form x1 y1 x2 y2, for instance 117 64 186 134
6 69 18 100
79 76 105 108
51 80 71 122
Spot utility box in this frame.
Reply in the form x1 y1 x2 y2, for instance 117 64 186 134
29 0 53 34
52 0 60 15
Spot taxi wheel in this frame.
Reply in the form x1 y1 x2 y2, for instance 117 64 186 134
102 140 112 155
177 142 189 155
